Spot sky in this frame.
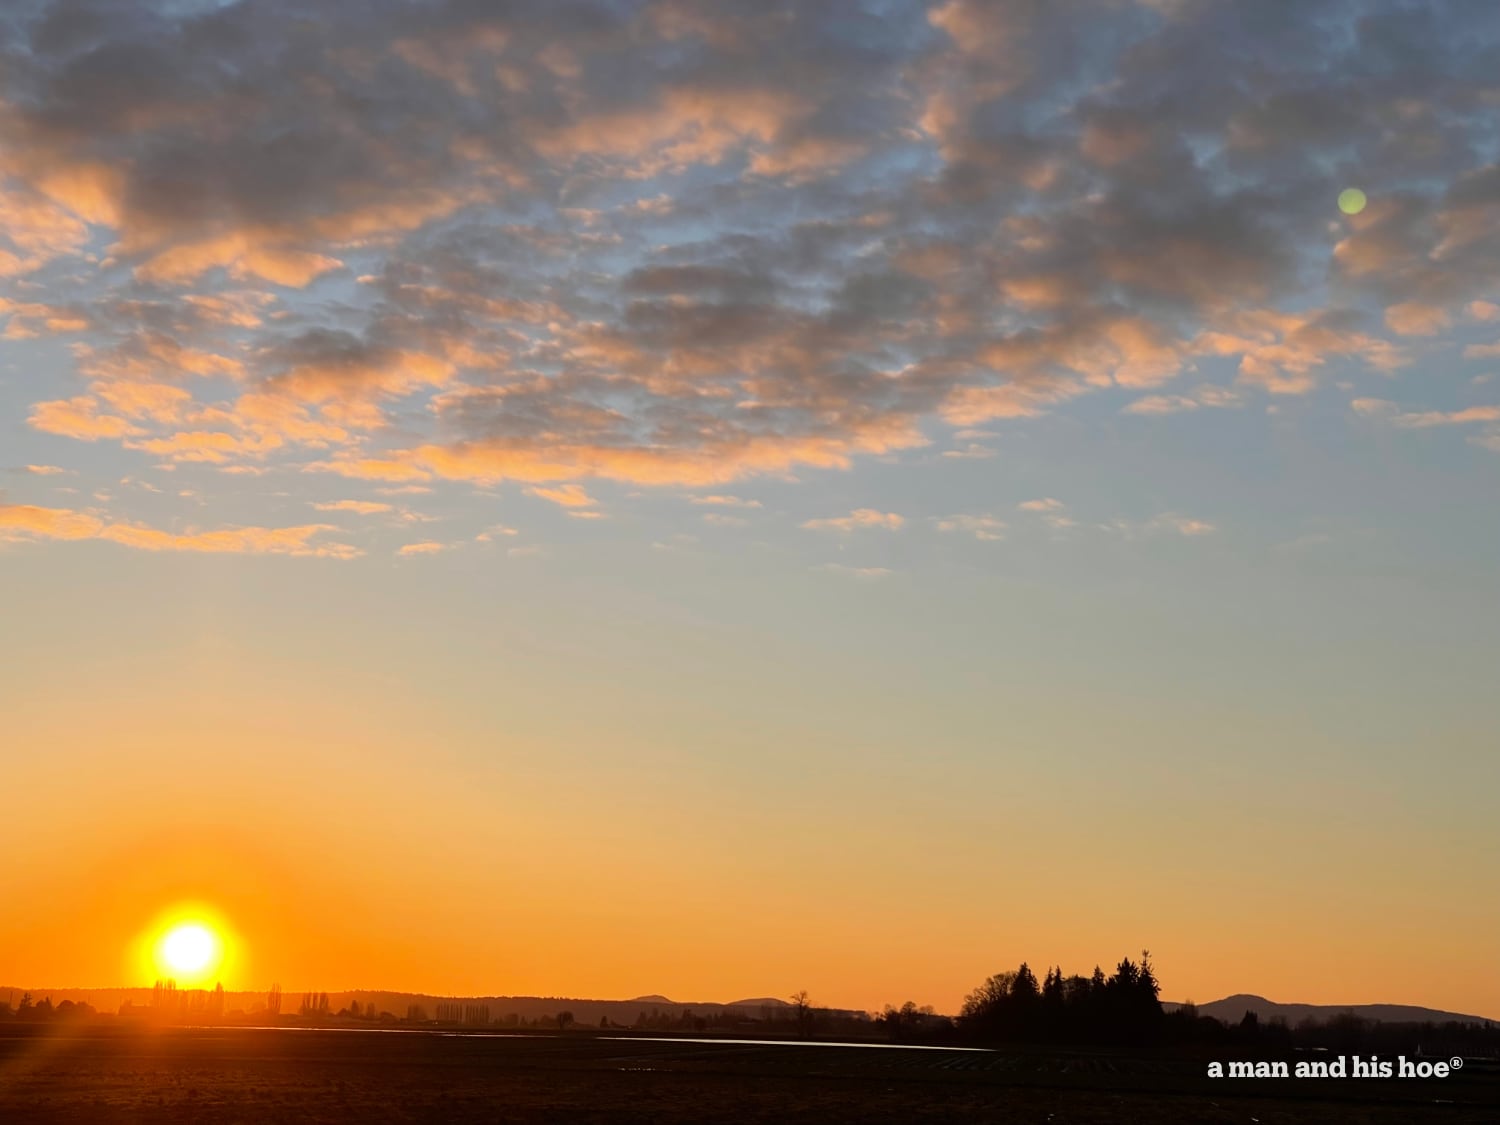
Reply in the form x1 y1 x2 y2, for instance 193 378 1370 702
2 0 1498 1019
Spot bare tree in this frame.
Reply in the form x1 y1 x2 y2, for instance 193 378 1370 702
790 990 812 1038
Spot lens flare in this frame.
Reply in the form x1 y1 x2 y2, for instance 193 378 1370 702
1338 187 1367 215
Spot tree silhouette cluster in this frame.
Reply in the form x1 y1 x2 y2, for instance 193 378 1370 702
1167 1003 1500 1058
958 952 1163 1044
0 993 97 1021
879 1000 941 1041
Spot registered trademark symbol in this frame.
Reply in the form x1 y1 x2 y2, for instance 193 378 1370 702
1450 1057 1464 1070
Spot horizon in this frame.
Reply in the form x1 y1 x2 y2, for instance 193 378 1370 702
4 982 1497 1028
4 0 1500 1028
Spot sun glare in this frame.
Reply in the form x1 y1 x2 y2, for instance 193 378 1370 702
162 924 217 974
139 908 234 987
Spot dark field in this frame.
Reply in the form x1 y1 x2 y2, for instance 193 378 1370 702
1 1026 1496 1124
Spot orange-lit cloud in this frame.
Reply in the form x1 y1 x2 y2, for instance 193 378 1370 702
310 500 393 515
802 509 905 532
0 503 358 558
397 540 447 556
526 484 597 509
0 0 1494 527
29 397 144 440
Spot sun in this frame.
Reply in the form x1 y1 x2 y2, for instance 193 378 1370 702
140 909 233 986
161 924 218 975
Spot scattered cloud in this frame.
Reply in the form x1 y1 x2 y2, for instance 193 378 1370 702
1150 514 1217 537
690 495 763 508
527 484 597 509
0 504 358 557
1 0 1497 543
935 514 1005 541
1353 398 1500 428
311 500 393 515
1124 385 1243 415
802 508 904 532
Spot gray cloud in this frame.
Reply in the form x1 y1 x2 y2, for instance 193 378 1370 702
5 0 1498 485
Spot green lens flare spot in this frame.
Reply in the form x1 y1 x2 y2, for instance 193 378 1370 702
1338 188 1367 215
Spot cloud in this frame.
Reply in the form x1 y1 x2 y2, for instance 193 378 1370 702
1149 514 1217 537
802 508 904 532
935 514 1004 540
29 397 143 441
527 484 597 509
3 0 1498 500
306 459 433 483
0 504 105 541
397 541 447 556
0 504 358 557
311 500 393 514
1353 399 1500 428
1018 498 1065 512
1384 303 1452 337
1125 385 1243 415
689 495 763 508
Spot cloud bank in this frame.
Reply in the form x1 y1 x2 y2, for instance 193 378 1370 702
2 0 1497 510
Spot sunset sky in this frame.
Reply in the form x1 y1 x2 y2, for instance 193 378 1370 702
2 0 1498 1019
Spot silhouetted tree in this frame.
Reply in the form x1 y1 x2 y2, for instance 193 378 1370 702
960 953 1164 1045
557 1010 574 1031
790 991 812 1038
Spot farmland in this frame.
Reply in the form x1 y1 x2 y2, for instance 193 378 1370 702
1 1025 1496 1123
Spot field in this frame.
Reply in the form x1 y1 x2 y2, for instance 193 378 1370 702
1 1026 1496 1123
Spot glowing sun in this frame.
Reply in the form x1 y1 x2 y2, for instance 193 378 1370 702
161 924 217 973
148 917 228 984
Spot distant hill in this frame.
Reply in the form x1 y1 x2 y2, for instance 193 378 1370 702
1167 994 1495 1027
2 986 864 1026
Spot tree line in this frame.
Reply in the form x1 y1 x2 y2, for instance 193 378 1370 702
952 952 1164 1045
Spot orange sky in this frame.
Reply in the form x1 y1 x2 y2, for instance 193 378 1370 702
5 598 1496 1018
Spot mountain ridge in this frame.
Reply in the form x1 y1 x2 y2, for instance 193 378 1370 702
1165 993 1495 1027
